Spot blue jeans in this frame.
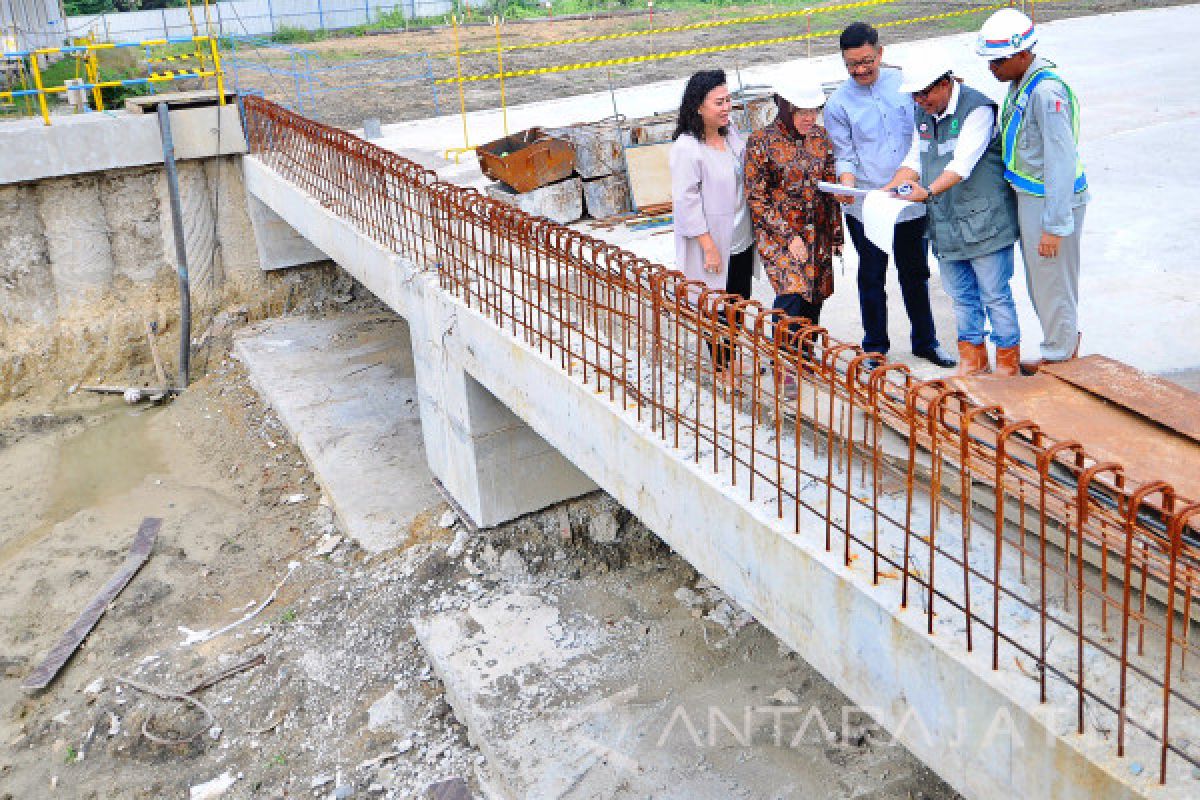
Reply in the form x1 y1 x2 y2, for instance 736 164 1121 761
938 245 1020 349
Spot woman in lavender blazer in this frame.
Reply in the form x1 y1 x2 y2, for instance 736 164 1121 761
669 69 755 383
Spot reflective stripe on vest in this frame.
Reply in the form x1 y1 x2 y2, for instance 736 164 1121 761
1001 69 1087 196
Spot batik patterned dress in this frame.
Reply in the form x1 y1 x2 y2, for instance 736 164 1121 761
744 119 844 303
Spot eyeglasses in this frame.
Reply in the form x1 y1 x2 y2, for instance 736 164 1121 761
843 54 878 71
988 54 1015 67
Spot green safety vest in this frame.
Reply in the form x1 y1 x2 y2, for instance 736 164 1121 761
1000 67 1087 196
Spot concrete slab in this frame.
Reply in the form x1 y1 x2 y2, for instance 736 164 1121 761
233 313 441 552
0 104 246 185
415 570 948 800
372 5 1200 378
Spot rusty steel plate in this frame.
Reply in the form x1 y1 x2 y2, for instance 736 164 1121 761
1041 355 1200 445
955 374 1200 502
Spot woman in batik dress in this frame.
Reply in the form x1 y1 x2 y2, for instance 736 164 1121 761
745 80 844 330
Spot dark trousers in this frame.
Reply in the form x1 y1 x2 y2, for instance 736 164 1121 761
845 214 940 355
774 292 823 366
707 247 755 369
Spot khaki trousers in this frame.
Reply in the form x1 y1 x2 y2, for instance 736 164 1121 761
1016 195 1086 361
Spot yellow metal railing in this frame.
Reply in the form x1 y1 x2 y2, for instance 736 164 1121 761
1 35 225 126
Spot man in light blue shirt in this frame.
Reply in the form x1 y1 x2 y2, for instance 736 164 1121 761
824 22 955 368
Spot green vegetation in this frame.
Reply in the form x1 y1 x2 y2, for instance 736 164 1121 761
271 25 330 44
63 0 195 13
38 55 153 110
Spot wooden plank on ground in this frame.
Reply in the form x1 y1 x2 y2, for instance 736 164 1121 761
22 517 161 691
624 142 672 210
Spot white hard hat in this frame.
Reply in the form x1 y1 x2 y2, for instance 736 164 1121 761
774 79 826 109
975 8 1038 59
898 49 956 94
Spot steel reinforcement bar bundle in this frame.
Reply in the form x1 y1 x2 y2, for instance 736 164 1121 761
242 95 1200 786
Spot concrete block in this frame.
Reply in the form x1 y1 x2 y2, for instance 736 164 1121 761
582 174 631 219
486 178 583 225
233 314 440 552
556 124 624 179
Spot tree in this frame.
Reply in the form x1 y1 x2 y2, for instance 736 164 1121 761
62 0 117 14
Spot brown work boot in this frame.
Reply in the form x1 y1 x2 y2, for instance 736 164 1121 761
955 341 990 377
1021 332 1082 375
994 345 1021 377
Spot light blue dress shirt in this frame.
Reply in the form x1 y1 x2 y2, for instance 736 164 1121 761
824 66 925 223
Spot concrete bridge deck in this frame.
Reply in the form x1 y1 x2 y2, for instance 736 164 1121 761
240 85 1200 799
229 8 1200 798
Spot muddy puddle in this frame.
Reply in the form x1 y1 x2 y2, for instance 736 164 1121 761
0 405 166 568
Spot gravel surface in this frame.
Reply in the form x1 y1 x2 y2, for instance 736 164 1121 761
225 1 1198 128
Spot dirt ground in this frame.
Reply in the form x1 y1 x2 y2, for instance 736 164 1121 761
225 0 1199 128
0 295 961 799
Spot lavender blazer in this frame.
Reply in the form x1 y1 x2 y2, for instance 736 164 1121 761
669 129 749 291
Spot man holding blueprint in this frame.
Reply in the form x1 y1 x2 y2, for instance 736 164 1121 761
824 22 956 369
881 51 1022 377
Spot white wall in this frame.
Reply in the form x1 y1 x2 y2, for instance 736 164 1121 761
1 0 67 52
65 0 455 43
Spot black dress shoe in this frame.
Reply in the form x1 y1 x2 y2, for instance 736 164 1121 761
913 345 958 369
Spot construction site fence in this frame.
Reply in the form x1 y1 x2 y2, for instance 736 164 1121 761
241 94 1200 786
1 35 226 125
436 0 1007 85
64 0 456 44
223 36 440 122
61 0 1032 45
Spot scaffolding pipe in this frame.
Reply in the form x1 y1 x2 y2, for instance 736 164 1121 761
156 102 192 388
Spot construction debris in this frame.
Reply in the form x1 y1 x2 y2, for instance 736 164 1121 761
22 517 161 691
476 127 575 194
486 178 583 225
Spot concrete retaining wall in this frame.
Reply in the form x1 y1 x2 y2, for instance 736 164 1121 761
0 106 348 400
0 157 256 399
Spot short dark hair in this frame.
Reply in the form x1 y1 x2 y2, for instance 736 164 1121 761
839 22 879 51
673 69 728 142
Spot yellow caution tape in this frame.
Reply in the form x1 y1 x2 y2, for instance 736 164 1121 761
449 0 897 57
149 68 206 79
437 4 1004 85
147 53 202 64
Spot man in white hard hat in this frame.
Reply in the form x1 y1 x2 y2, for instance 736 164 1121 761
883 52 1021 377
977 8 1088 374
824 22 956 370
